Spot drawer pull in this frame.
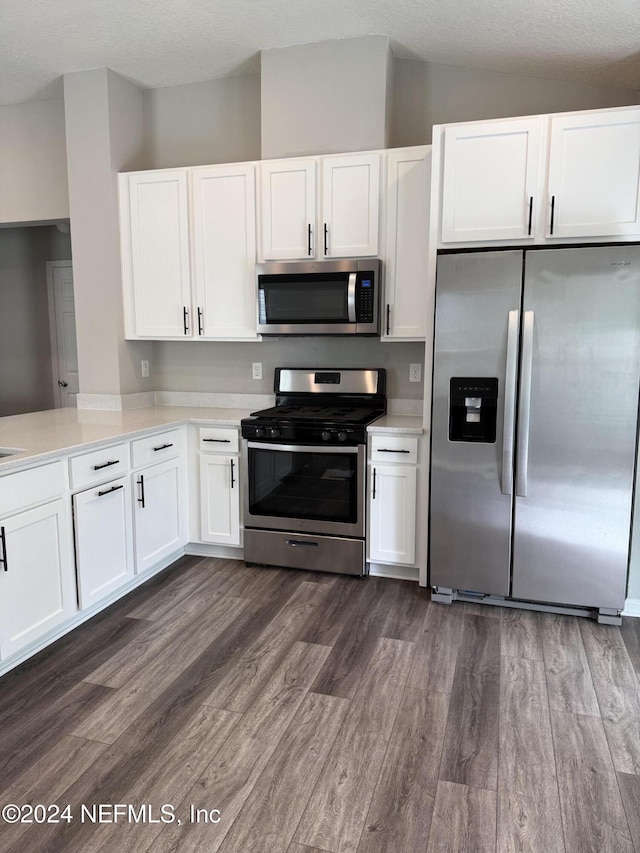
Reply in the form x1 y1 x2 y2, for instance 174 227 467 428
0 526 7 572
153 443 174 452
97 485 124 497
93 459 120 471
377 448 410 454
286 539 319 548
203 438 231 443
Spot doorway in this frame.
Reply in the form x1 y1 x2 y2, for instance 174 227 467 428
46 260 79 407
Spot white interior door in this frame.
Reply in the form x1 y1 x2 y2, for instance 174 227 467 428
47 261 78 407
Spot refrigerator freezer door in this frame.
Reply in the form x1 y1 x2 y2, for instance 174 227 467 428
512 246 640 609
430 251 523 595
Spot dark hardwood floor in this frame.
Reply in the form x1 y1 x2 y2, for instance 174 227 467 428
1 556 640 852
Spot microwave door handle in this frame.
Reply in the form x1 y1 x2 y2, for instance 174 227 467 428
347 273 357 323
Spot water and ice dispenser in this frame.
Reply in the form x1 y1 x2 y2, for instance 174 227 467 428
449 378 498 443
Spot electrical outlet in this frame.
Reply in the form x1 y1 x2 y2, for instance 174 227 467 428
252 362 263 380
141 359 150 378
409 363 422 383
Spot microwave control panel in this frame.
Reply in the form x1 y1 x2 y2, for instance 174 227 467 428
356 276 375 322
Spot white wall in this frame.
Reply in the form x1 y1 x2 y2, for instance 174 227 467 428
0 98 69 223
261 36 392 158
0 225 71 416
391 59 640 147
143 76 261 169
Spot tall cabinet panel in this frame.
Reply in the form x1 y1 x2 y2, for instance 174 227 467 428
125 170 192 337
192 164 259 339
512 246 640 608
546 109 640 238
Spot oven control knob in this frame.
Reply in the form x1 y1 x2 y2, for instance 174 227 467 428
269 428 281 438
321 431 332 442
337 431 347 442
255 427 266 438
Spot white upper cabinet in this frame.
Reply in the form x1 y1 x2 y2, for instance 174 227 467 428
440 118 543 243
124 169 192 337
321 153 380 258
258 152 380 260
260 159 316 260
437 106 640 246
546 109 640 238
382 146 431 340
191 164 259 339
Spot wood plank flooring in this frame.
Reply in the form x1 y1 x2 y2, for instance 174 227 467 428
1 557 640 852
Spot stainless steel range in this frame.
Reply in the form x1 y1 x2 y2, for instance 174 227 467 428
241 368 386 576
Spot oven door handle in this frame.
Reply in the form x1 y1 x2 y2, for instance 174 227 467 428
247 441 359 455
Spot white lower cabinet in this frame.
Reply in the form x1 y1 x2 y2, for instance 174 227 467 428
0 498 76 658
368 435 418 566
133 456 188 574
199 453 241 546
73 477 135 610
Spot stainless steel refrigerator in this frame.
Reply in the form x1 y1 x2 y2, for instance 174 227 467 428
430 246 640 624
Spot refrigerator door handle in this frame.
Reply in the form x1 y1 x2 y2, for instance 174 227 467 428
501 309 520 495
516 310 535 497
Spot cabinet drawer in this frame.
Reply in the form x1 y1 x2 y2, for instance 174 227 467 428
0 460 66 518
131 429 182 469
69 443 130 490
370 435 418 463
199 427 239 453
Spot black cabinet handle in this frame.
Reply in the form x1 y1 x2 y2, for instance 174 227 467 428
97 484 124 497
372 468 377 500
527 196 533 235
386 304 391 336
197 307 204 336
230 458 236 489
308 223 312 256
0 526 7 572
93 459 119 471
550 195 556 235
183 306 189 335
203 438 231 443
137 475 145 508
323 223 328 256
378 448 410 454
153 443 174 452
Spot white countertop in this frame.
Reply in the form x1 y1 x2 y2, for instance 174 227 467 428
0 406 252 473
367 414 424 435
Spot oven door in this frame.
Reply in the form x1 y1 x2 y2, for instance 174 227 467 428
245 442 365 537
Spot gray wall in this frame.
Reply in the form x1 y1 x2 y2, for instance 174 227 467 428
261 36 392 158
391 60 640 147
0 98 69 224
153 339 424 401
0 225 72 416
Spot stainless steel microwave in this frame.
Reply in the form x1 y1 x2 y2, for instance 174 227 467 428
256 259 381 336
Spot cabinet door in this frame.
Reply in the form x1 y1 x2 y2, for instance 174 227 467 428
199 454 240 546
322 153 380 257
192 164 259 339
260 159 316 260
441 118 542 243
383 146 431 339
74 478 134 609
0 500 75 658
547 109 640 238
133 458 188 575
368 464 416 565
125 170 192 337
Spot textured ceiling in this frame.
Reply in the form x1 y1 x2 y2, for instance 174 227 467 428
2 0 640 106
